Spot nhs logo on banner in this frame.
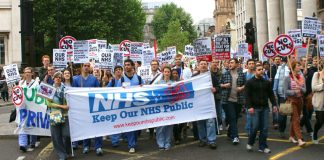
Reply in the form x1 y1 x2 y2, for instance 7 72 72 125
88 82 194 113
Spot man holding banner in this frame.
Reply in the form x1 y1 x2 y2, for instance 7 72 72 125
72 62 102 156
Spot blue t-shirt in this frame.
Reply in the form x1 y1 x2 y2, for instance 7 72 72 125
107 78 122 87
72 74 99 87
246 72 254 81
123 74 144 86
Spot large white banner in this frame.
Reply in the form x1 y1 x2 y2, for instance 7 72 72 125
14 80 51 136
66 73 216 142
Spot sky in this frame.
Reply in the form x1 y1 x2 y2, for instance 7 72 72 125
141 0 215 24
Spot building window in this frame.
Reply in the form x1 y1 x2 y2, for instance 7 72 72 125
297 20 302 29
321 0 324 9
296 0 301 9
0 37 5 64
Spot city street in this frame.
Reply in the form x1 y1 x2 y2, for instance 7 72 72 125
1 104 324 160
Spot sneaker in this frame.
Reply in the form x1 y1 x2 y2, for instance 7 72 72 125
159 147 165 151
298 140 306 147
246 144 253 151
164 147 170 151
312 138 319 144
219 125 223 131
289 137 298 143
259 148 271 153
82 147 89 154
129 148 135 153
199 141 206 147
35 141 41 148
209 143 217 149
96 148 103 156
233 137 240 145
273 124 279 130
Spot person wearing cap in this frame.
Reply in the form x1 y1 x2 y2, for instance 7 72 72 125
46 71 71 160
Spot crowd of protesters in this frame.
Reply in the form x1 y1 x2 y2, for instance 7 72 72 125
8 53 324 160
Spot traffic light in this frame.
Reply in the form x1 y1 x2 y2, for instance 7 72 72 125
244 21 255 44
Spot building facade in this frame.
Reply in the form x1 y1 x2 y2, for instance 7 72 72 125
234 0 319 59
0 0 21 66
318 0 324 32
214 0 235 34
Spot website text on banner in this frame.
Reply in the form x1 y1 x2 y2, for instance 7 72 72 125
66 73 216 142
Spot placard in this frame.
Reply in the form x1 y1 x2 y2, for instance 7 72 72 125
274 34 294 57
137 66 151 82
184 45 195 57
318 35 324 57
36 82 56 100
59 36 76 61
99 49 114 69
194 37 212 59
119 40 132 56
288 29 302 48
53 49 67 69
113 51 125 67
237 43 248 57
143 48 155 66
73 40 89 64
214 35 231 60
12 86 23 106
302 17 319 38
130 42 144 62
262 42 277 58
3 64 20 85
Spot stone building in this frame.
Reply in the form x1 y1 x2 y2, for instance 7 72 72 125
214 0 235 34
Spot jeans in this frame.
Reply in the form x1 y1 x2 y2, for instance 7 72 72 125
248 107 269 150
214 99 222 133
300 105 313 133
197 118 216 144
245 108 252 136
125 131 137 148
156 125 173 149
173 123 184 141
83 137 103 150
110 134 120 146
223 102 240 139
278 96 287 133
19 134 37 147
50 118 71 159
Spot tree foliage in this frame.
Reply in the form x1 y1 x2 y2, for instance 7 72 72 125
159 20 189 53
33 0 146 60
151 3 196 45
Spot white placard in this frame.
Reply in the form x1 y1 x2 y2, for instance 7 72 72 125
237 43 248 57
3 64 20 85
318 35 324 57
36 82 56 100
113 51 125 67
99 49 114 69
53 49 67 69
302 17 319 38
143 48 155 66
194 37 212 57
138 66 151 82
130 42 144 62
288 29 302 48
73 41 89 64
184 45 195 57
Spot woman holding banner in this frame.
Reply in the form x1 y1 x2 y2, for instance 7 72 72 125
46 71 71 160
284 61 306 146
18 67 38 152
154 66 174 150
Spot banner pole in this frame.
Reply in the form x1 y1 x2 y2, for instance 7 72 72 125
305 38 311 70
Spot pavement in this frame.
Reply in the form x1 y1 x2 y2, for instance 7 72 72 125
1 103 324 160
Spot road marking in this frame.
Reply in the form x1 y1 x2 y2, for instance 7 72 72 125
35 142 53 160
269 136 324 160
122 140 200 160
102 148 143 156
16 156 25 160
239 136 291 143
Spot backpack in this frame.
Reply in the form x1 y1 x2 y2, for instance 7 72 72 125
110 75 142 87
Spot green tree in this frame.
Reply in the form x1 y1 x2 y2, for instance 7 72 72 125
33 0 146 63
159 20 189 52
151 3 196 43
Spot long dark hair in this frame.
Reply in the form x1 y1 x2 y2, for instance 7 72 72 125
62 69 73 86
